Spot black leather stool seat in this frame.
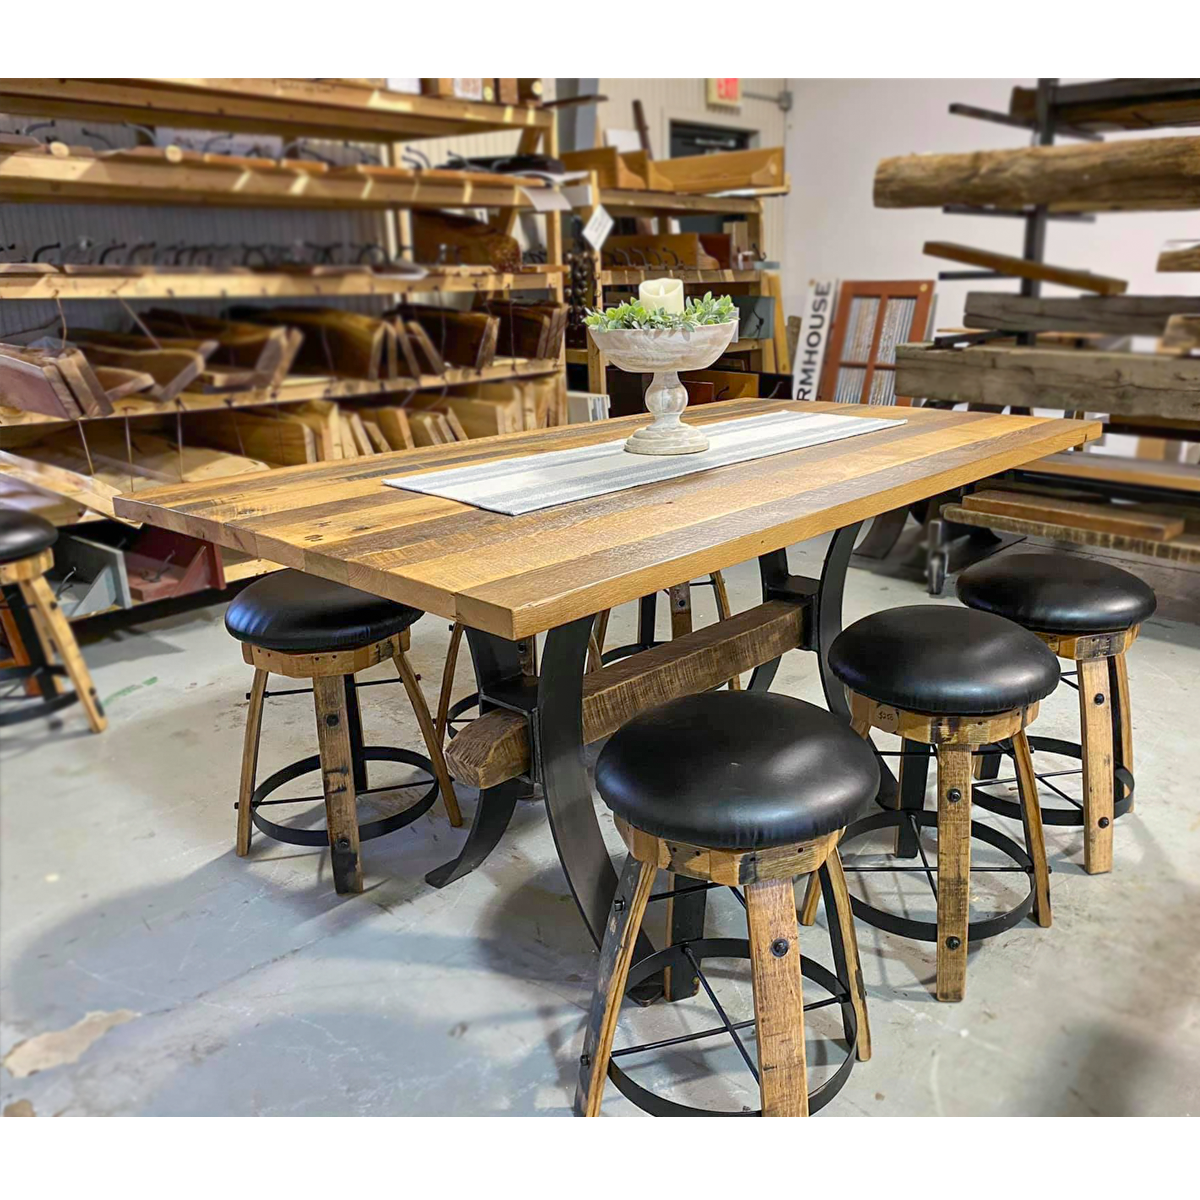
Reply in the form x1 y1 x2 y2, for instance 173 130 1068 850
829 605 1059 716
595 692 880 849
0 509 57 565
225 569 423 653
956 552 1157 634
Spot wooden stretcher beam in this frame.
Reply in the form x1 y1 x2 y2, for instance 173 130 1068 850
444 600 806 788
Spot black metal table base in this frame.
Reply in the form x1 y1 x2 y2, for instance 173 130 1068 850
608 937 858 1117
973 735 1134 827
839 810 1037 943
0 664 79 726
246 747 438 847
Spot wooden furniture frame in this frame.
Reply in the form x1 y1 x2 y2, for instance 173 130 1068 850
0 547 106 732
115 397 1098 970
236 627 461 894
802 691 1051 1003
577 821 868 1117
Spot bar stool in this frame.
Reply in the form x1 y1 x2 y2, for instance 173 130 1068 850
577 691 878 1117
0 509 106 733
226 570 461 895
956 553 1155 875
807 606 1059 1002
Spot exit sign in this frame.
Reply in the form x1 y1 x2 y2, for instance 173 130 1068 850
707 78 741 108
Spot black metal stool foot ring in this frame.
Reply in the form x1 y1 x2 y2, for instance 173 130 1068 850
0 664 79 726
839 810 1036 943
606 938 858 1117
247 747 438 847
973 736 1134 827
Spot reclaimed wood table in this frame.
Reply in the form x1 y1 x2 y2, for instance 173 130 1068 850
115 397 1099 974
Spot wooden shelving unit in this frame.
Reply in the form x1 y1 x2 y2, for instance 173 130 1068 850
0 77 567 617
0 78 552 143
569 175 787 393
0 148 554 212
0 267 566 304
877 77 1200 593
0 360 562 430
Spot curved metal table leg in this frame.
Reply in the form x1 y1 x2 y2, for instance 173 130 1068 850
424 628 527 888
425 779 524 888
535 618 656 976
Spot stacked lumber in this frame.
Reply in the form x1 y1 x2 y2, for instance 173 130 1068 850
943 487 1200 565
562 146 785 195
602 234 720 270
229 307 398 381
387 304 500 370
411 211 522 271
477 300 568 360
1 342 114 417
142 311 302 387
0 426 270 520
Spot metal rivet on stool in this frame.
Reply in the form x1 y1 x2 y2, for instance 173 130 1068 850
1098 817 1110 828
580 1053 590 1067
336 837 350 850
946 936 961 950
325 713 338 726
613 898 625 913
947 788 962 803
771 938 790 957
1093 694 1105 705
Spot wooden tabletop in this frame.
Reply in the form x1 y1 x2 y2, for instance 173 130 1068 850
114 398 1101 640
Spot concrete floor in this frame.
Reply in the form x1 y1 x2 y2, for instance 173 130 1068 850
2 537 1198 1117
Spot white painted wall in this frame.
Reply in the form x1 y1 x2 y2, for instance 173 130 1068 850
780 79 1200 331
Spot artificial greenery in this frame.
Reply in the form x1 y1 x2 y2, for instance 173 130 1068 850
584 291 737 332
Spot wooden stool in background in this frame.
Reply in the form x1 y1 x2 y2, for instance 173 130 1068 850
0 509 106 734
226 570 461 895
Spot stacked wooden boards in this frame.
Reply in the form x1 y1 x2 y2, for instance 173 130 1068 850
875 82 1200 577
561 147 785 195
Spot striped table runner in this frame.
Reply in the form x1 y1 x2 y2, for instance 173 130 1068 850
384 410 903 516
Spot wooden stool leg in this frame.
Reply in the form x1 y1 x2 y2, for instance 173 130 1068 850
20 575 106 732
935 747 973 1002
802 716 870 927
435 621 464 748
821 848 872 1061
395 649 463 828
711 571 741 690
1011 729 1052 928
747 876 809 1116
895 738 929 858
1078 657 1115 875
575 854 657 1117
312 675 363 894
1110 651 1134 813
237 668 269 856
798 870 821 927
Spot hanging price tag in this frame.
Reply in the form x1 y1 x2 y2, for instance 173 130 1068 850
583 206 613 251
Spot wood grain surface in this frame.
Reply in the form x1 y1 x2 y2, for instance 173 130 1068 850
114 398 1099 640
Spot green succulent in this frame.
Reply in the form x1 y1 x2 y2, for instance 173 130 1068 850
584 292 737 332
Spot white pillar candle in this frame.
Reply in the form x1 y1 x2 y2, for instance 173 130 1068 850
639 277 685 316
